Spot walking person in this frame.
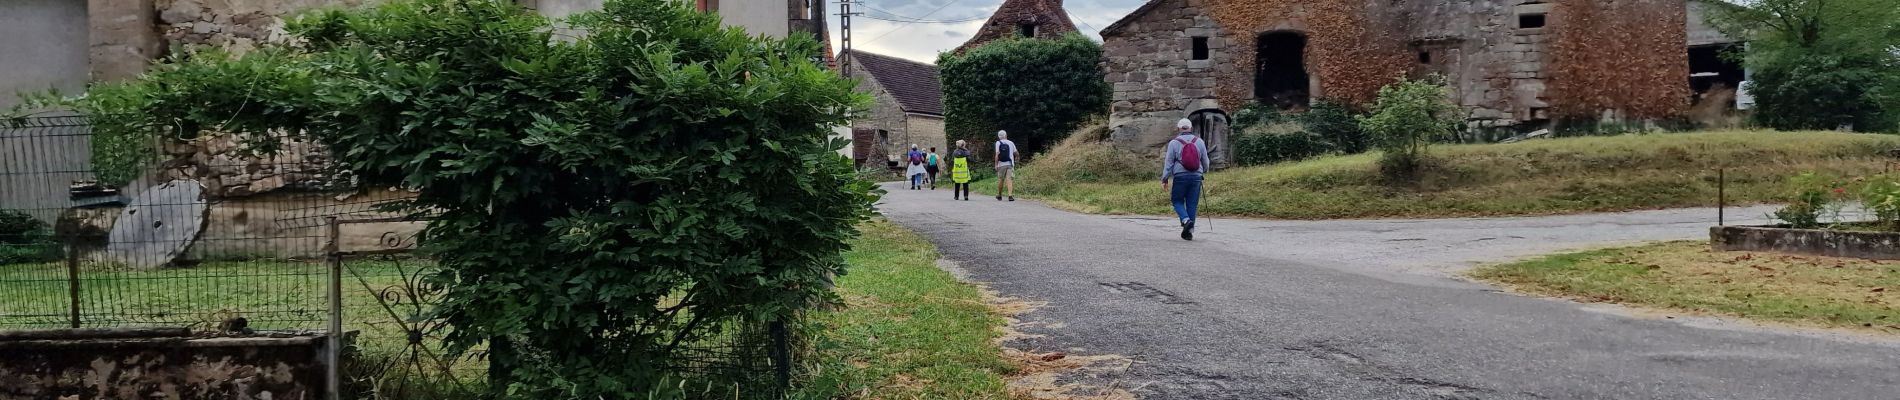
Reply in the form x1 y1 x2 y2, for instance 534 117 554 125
906 144 927 190
994 130 1019 201
1161 118 1209 240
925 147 941 190
951 140 973 200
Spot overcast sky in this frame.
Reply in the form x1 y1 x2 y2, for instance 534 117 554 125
825 0 1150 64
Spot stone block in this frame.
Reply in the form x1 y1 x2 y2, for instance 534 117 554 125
160 0 203 23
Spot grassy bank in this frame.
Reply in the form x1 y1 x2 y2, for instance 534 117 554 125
978 131 1900 219
794 219 1014 399
1473 242 1900 332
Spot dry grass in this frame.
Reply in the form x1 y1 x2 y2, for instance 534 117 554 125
981 130 1900 219
1473 241 1900 333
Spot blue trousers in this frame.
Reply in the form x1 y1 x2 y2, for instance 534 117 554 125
1170 174 1203 226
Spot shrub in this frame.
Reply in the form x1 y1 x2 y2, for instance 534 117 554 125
939 34 1111 163
1020 123 1152 186
1232 122 1333 167
1299 101 1369 154
0 210 58 265
1771 172 1845 229
1749 54 1898 132
1358 78 1459 181
36 0 876 397
1858 175 1900 231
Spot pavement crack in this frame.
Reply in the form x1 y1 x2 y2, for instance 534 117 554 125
1098 281 1197 305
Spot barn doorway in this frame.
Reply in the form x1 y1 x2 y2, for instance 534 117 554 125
1187 109 1231 168
1254 31 1310 109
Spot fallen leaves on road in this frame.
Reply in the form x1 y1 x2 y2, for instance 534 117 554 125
983 289 1137 400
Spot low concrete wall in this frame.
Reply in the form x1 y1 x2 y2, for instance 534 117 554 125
1710 225 1900 260
0 328 329 400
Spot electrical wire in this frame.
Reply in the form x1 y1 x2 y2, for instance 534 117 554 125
862 0 971 45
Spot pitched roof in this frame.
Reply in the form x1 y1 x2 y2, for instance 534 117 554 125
1100 0 1169 37
952 0 1080 54
843 50 944 116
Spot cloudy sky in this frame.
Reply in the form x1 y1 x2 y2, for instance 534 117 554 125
825 0 1150 64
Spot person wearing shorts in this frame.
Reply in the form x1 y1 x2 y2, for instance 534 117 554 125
925 147 941 190
993 130 1019 201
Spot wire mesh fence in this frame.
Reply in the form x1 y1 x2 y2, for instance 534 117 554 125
1 116 800 398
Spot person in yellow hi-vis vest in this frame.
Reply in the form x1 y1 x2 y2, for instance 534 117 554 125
950 140 974 201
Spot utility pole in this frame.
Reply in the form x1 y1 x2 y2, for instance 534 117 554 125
837 0 861 77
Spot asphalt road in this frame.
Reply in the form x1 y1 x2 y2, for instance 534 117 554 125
878 183 1900 400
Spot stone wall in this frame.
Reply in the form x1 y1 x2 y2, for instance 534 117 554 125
1102 0 1229 149
156 0 364 54
1101 0 1694 146
0 329 329 400
954 0 1079 54
846 59 946 166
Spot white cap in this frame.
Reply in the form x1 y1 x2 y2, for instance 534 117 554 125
996 130 1008 138
1177 118 1194 130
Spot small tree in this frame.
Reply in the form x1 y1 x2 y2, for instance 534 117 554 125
938 33 1110 162
26 0 875 397
1706 0 1900 131
1357 78 1459 180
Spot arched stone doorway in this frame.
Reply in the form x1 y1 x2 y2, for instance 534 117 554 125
1186 109 1231 168
1254 31 1311 109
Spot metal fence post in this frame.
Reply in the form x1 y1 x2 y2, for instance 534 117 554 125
1718 168 1726 226
325 217 342 400
64 234 81 328
769 319 791 394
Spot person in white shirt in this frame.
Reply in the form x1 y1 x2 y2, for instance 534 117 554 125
993 130 1019 201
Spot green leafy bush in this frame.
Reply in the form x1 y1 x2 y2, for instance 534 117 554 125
1358 78 1459 181
1232 127 1334 167
1772 172 1845 229
0 210 58 264
1300 101 1369 154
1858 175 1900 231
938 33 1110 163
1749 54 1898 132
35 0 875 397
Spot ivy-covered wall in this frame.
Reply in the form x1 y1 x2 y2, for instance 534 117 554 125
1547 0 1691 120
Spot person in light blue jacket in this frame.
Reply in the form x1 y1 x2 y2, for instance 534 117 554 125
1161 118 1209 240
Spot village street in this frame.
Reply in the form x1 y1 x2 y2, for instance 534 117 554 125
879 183 1900 400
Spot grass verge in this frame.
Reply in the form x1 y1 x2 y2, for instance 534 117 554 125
1471 241 1900 333
978 131 1900 219
793 219 1014 399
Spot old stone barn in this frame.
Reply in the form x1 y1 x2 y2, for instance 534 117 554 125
1100 0 1742 158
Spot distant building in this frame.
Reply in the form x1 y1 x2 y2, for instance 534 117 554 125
838 50 946 169
952 0 1079 54
1097 0 1745 161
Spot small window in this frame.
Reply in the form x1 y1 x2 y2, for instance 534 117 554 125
1191 37 1210 60
1519 13 1546 29
795 0 814 20
696 0 718 12
1018 23 1037 38
1417 51 1432 64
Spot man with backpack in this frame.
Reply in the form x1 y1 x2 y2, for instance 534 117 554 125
994 130 1019 201
1161 118 1209 240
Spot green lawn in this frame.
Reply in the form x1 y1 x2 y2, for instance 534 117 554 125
1472 241 1900 332
792 219 1015 399
978 131 1900 219
1 221 1016 398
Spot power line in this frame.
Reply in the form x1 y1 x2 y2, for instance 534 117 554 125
863 0 969 45
862 5 987 23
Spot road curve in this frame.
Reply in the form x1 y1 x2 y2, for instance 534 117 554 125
877 183 1900 400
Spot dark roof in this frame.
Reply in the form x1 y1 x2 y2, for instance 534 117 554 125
952 0 1081 54
844 50 944 116
1101 0 1169 36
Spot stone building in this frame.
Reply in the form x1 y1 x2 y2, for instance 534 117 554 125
952 0 1080 54
1099 0 1743 156
838 50 947 169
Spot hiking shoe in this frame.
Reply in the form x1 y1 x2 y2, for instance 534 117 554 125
1181 226 1193 241
1008 196 1015 201
996 195 1003 201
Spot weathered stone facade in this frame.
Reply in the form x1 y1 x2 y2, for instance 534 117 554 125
840 51 947 167
1102 0 1707 149
157 0 364 54
953 0 1080 54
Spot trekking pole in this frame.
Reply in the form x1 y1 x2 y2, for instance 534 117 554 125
1201 178 1211 233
